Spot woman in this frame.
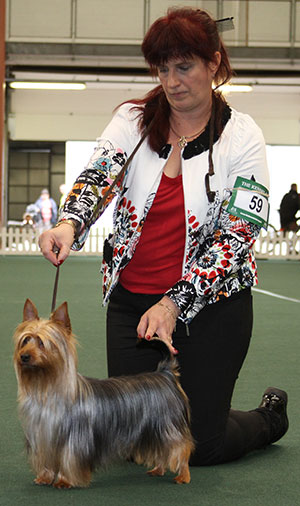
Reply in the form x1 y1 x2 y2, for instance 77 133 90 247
39 7 288 465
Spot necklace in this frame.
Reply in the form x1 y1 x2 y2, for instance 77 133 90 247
170 123 205 148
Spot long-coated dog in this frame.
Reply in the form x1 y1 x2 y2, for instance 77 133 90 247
13 299 194 488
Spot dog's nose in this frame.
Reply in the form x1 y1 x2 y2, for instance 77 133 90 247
21 354 31 364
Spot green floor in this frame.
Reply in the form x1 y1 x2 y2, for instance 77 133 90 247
0 256 299 506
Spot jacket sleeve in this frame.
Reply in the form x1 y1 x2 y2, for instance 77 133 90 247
165 208 261 321
59 105 137 250
165 115 269 322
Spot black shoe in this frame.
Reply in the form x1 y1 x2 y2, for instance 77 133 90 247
259 387 289 443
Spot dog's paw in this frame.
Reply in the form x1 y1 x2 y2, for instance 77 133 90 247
147 466 165 477
34 470 55 486
53 477 73 489
173 472 191 484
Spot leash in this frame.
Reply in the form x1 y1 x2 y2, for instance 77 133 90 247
51 248 60 313
50 117 155 312
85 116 155 227
51 264 60 313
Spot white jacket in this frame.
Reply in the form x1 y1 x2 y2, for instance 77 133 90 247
60 102 269 323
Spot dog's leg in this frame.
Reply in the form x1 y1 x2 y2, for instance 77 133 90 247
172 442 193 484
54 473 74 489
54 468 92 489
34 468 55 486
147 465 165 477
174 463 191 484
31 449 56 486
54 450 92 488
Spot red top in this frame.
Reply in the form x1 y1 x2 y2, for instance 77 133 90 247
120 172 186 293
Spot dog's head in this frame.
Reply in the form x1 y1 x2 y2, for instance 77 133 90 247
13 299 78 394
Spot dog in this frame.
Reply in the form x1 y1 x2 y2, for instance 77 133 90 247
13 299 194 488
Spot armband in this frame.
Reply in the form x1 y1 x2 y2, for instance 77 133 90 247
226 176 269 229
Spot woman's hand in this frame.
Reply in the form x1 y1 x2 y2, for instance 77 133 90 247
137 296 180 355
38 224 74 266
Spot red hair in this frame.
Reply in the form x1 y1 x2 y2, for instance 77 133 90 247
121 7 234 153
142 7 232 87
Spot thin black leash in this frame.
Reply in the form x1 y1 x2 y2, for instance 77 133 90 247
51 248 60 313
86 116 155 228
205 94 216 203
50 117 155 312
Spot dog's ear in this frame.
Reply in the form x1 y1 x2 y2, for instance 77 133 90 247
51 302 72 333
23 299 39 321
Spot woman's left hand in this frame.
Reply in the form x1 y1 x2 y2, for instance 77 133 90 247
137 296 180 355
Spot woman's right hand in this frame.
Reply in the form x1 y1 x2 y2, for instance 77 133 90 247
38 224 75 266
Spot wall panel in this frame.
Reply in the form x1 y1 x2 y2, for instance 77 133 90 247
295 1 300 42
9 113 113 141
222 1 247 46
6 0 300 47
248 1 290 45
76 0 144 40
8 0 72 38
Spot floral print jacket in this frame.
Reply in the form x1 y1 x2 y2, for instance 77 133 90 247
60 103 269 324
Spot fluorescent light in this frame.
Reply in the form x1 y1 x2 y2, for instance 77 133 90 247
218 84 253 93
9 82 86 90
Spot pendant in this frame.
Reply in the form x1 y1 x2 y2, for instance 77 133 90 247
178 136 188 148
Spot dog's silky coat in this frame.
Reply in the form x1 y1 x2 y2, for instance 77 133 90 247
13 299 194 488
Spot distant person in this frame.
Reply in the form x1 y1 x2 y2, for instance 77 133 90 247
35 189 57 230
279 183 300 232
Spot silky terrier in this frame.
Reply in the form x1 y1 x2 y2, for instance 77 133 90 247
13 299 194 488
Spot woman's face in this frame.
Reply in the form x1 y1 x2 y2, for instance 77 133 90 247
157 53 220 113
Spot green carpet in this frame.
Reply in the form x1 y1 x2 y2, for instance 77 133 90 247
0 256 299 506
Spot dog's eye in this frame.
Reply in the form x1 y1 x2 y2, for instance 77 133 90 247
21 336 31 347
37 337 44 348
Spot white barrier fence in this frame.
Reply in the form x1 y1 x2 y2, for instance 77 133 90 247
0 226 300 260
0 226 111 256
254 228 300 259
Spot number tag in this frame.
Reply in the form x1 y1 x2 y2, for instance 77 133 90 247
227 176 269 229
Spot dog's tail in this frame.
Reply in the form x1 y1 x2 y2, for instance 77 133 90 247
137 338 192 428
137 338 180 377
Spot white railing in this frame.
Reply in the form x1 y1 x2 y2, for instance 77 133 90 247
0 226 112 256
0 226 300 260
254 228 300 260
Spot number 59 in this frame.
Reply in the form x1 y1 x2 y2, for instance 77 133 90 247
249 195 263 213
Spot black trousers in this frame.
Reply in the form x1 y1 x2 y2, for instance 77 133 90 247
106 284 271 465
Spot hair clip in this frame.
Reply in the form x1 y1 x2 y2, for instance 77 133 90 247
216 17 234 32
